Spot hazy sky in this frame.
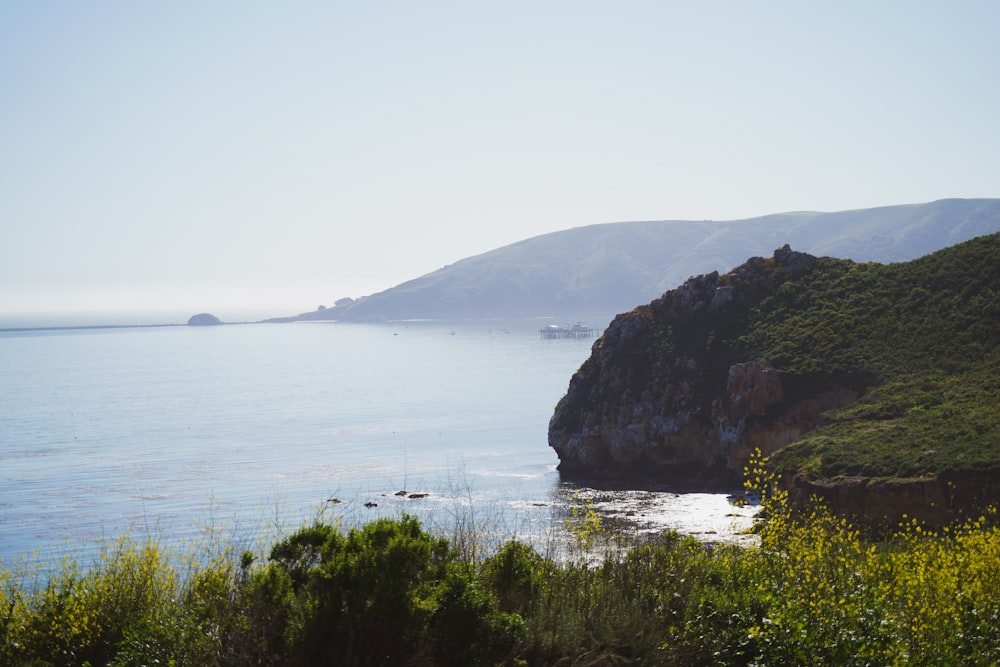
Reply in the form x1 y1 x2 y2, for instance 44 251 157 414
2 2 998 321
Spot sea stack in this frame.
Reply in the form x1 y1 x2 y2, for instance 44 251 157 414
187 313 222 326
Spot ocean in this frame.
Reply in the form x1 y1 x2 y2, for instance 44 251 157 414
0 318 755 563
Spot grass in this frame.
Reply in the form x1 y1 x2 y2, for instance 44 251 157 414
771 359 1000 481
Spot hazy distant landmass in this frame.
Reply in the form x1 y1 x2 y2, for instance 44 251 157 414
285 198 1000 322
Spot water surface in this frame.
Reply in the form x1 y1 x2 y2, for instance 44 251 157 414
0 319 754 561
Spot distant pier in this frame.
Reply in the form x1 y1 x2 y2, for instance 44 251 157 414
539 323 596 339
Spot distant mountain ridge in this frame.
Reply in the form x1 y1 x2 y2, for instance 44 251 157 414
289 198 1000 322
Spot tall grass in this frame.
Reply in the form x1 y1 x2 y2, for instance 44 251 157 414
4 464 1000 665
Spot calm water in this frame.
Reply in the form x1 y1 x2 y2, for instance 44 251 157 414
0 318 754 562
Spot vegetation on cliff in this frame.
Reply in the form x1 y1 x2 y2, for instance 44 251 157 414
739 231 1000 385
745 233 1000 485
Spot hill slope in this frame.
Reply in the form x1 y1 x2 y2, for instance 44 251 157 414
293 198 1000 321
547 233 1000 526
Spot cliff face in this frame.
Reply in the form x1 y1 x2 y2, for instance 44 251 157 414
784 473 1000 529
548 246 861 488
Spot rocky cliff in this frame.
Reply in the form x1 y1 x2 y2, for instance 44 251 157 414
548 245 863 488
549 234 1000 526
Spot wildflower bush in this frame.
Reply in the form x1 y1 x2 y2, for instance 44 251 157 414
4 488 1000 665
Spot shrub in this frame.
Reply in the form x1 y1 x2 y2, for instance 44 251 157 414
1 536 185 666
480 540 549 615
4 497 1000 664
248 514 520 665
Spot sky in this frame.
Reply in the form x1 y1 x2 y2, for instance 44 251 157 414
2 1 999 323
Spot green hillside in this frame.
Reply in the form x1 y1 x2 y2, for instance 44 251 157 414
739 232 1000 482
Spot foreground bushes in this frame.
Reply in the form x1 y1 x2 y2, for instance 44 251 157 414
4 500 1000 665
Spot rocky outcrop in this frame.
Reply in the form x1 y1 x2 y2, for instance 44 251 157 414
187 313 222 326
548 245 860 488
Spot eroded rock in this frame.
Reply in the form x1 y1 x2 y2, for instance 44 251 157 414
548 245 858 488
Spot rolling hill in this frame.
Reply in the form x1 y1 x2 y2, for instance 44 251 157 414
288 198 1000 322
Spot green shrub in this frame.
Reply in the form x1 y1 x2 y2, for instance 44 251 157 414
246 514 521 665
5 498 1000 665
481 540 549 615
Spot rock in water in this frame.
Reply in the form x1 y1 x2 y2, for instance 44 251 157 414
187 313 222 326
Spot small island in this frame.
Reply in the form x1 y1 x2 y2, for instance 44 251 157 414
187 313 222 326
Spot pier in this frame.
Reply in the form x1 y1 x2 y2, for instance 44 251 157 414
539 323 596 339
